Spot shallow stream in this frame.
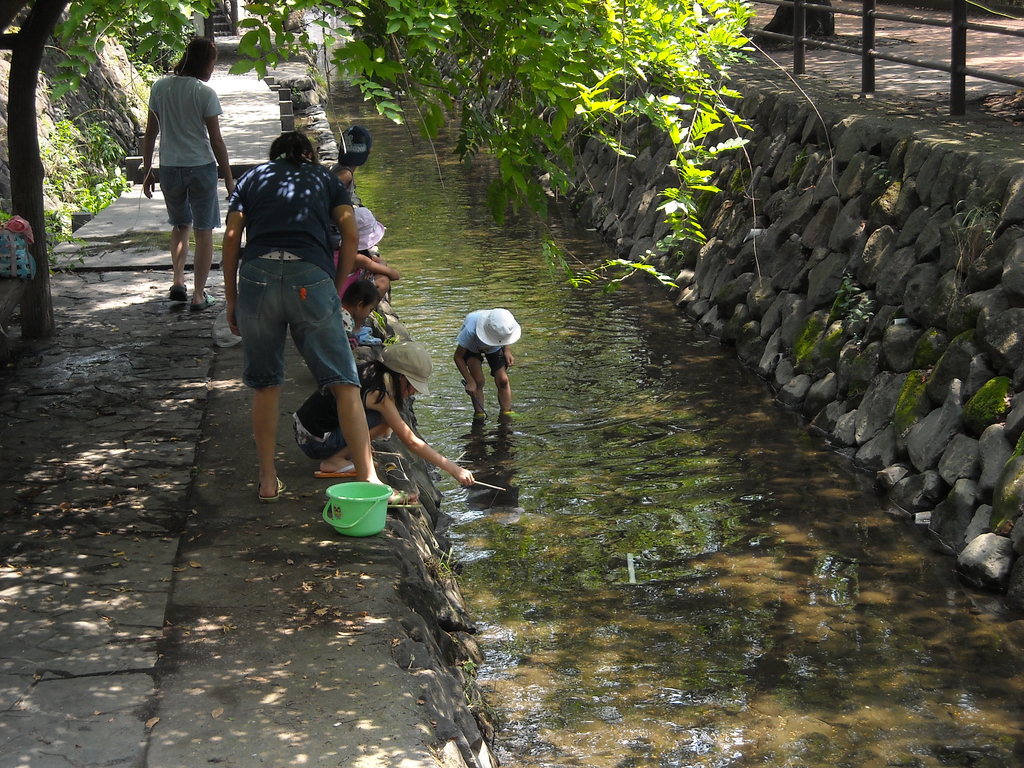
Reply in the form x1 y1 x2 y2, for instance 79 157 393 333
339 99 1024 768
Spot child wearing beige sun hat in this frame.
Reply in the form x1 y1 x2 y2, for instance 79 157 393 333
294 342 474 503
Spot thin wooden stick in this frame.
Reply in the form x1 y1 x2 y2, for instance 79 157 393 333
472 480 506 491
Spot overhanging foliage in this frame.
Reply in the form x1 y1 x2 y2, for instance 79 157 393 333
233 0 753 255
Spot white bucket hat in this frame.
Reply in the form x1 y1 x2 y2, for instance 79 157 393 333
354 206 386 251
476 308 521 347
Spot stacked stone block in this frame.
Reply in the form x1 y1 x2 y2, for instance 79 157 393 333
568 78 1024 610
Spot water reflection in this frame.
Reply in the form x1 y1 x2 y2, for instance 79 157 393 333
462 418 521 516
331 92 1024 767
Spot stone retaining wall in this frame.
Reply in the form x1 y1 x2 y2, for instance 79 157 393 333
568 71 1024 612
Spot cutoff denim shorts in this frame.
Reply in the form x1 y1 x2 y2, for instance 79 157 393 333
293 409 383 460
237 258 359 390
160 163 219 230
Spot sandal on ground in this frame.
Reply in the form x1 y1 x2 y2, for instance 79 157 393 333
190 292 217 312
169 284 188 302
258 477 285 503
314 463 357 479
387 488 420 507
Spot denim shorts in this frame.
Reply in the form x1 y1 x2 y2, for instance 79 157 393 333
160 163 220 230
237 258 359 390
293 409 383 460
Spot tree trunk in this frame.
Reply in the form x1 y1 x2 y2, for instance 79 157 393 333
762 0 835 38
9 0 69 340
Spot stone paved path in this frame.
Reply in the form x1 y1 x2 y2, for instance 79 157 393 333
752 1 1024 104
0 42 446 768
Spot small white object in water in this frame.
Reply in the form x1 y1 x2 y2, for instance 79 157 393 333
627 553 636 584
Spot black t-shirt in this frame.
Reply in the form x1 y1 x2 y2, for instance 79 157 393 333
295 389 338 436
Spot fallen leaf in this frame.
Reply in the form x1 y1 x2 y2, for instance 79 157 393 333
188 561 201 568
211 708 224 719
145 717 160 729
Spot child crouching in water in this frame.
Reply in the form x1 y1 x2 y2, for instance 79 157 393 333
293 341 474 498
453 308 521 419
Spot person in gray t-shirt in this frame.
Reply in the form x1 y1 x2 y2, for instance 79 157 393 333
141 38 234 311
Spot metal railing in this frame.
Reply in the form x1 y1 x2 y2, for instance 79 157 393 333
752 0 1024 115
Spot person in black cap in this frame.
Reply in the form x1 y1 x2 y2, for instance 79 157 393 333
331 124 372 205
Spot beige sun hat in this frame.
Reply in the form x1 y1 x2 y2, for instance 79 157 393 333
382 341 432 395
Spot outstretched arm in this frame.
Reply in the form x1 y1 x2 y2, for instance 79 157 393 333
372 397 474 486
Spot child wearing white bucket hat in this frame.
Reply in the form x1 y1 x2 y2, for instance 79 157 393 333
453 308 521 420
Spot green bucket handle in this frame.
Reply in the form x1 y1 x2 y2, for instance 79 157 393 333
322 500 373 530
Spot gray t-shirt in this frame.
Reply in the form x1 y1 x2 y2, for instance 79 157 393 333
148 75 222 167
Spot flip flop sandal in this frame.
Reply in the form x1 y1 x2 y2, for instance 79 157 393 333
169 284 187 302
190 292 217 312
314 464 357 479
258 477 285 503
387 488 420 508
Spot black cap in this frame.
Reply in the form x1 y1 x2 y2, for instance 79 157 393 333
339 125 372 167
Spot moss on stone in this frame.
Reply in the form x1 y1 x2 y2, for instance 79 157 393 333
1014 431 1024 459
794 313 826 372
926 329 977 397
728 167 751 196
910 328 946 369
991 455 1024 531
816 323 846 370
963 376 1012 436
894 370 930 438
846 342 881 402
694 188 718 223
788 147 809 186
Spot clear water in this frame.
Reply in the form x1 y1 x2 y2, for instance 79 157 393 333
333 92 1024 768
